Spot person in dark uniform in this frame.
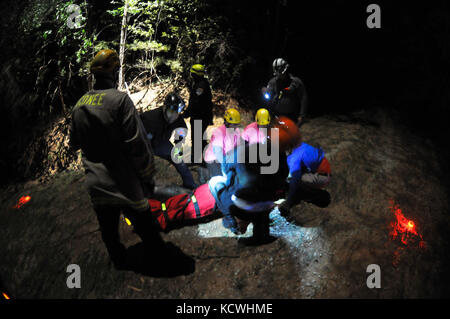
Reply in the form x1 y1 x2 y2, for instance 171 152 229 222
183 64 213 165
140 92 198 189
208 140 290 245
69 49 165 269
263 58 308 126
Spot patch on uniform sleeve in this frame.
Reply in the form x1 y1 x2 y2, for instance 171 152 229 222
196 88 204 96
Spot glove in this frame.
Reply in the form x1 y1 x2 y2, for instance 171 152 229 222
222 215 240 235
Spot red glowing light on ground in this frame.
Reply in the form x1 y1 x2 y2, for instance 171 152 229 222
2 292 10 299
12 195 31 209
389 200 424 247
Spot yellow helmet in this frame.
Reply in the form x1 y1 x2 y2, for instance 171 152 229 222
90 49 120 76
224 108 241 124
255 108 271 126
190 64 206 76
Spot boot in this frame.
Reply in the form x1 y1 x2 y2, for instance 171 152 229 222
302 189 331 208
238 214 276 246
278 202 291 218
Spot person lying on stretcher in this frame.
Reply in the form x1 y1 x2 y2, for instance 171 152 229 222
147 116 302 245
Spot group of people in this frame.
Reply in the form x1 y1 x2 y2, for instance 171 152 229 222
69 49 331 270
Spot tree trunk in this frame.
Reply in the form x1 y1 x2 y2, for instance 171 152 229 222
118 0 128 91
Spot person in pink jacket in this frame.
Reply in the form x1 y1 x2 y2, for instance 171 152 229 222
204 108 242 177
242 108 271 145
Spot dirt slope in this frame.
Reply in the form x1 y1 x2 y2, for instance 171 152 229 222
1 108 449 298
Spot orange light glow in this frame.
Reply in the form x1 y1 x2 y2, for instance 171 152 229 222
2 292 10 299
124 217 132 226
13 195 31 209
389 200 424 247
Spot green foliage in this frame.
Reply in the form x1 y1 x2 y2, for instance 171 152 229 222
108 0 252 90
18 0 96 119
47 1 92 73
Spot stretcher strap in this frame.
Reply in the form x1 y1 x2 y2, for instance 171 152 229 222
191 195 201 218
161 202 170 225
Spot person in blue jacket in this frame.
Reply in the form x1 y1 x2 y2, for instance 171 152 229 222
279 142 332 217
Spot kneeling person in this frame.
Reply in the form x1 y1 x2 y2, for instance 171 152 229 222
279 141 331 217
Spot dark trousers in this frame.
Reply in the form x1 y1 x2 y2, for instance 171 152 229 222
190 118 209 164
153 141 197 188
287 183 331 208
94 205 164 267
230 206 272 239
207 162 222 179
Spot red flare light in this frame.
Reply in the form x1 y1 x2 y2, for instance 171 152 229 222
13 195 31 209
2 292 10 299
389 200 424 247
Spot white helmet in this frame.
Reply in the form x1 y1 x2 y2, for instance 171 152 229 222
272 58 289 76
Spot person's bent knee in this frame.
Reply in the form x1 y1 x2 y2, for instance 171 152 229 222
315 190 331 208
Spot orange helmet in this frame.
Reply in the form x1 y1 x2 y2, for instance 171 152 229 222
90 49 120 76
269 116 302 152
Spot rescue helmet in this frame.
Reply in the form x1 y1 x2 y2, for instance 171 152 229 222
269 115 302 152
190 64 206 77
90 49 120 76
224 108 241 124
164 92 186 113
163 92 185 123
272 58 289 76
255 108 271 126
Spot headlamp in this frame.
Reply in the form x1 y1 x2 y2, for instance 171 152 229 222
178 102 185 113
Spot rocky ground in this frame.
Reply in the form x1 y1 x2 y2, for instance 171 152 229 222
1 106 449 299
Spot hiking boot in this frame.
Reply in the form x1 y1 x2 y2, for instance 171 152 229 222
278 202 291 218
238 234 277 246
302 189 331 208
